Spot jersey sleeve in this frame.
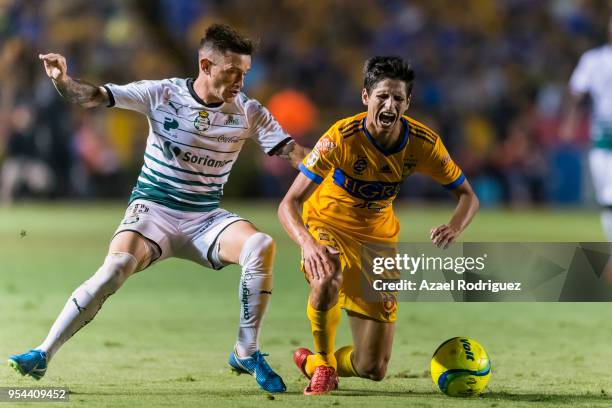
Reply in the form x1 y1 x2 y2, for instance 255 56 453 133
569 52 592 95
299 128 342 184
103 80 168 114
245 99 293 155
416 135 465 190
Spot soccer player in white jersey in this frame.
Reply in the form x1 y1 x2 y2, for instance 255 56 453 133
8 24 308 393
561 15 612 277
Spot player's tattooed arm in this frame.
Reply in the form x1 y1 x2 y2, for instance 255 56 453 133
39 53 109 108
52 77 109 108
275 140 311 169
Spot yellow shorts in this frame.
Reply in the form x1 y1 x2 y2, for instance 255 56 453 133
301 223 397 323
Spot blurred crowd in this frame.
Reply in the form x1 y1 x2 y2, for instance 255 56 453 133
0 0 607 205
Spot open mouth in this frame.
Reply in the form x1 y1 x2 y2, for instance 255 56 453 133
379 111 396 126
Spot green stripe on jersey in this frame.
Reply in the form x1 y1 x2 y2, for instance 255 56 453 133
137 173 222 201
129 180 220 212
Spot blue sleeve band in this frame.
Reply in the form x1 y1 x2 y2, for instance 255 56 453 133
443 172 465 190
299 163 324 184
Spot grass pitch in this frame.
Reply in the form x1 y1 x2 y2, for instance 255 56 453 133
1 202 611 407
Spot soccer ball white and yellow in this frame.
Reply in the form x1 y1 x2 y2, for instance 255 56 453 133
431 337 491 397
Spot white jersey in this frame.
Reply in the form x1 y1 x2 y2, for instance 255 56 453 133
104 78 291 211
569 44 612 149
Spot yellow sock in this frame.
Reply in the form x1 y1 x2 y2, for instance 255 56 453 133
305 299 341 376
334 345 359 377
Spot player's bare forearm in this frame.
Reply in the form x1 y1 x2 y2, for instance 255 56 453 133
278 173 318 247
39 52 109 108
278 173 337 279
275 141 311 169
448 182 479 233
53 76 109 108
431 179 479 248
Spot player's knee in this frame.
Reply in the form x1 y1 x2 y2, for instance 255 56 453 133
354 352 390 381
88 252 138 295
311 269 342 292
239 232 276 272
357 360 388 381
325 268 343 290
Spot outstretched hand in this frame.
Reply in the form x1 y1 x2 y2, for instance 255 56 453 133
39 53 68 82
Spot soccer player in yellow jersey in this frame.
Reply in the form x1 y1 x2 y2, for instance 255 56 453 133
278 56 479 395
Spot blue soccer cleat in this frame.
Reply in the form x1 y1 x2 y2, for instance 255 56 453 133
8 349 47 380
229 350 286 393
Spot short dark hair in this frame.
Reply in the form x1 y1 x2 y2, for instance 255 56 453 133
199 24 254 55
363 56 415 96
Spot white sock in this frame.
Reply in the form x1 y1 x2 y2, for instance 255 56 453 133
37 252 137 361
235 233 275 358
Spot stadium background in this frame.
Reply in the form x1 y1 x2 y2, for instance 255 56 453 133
0 0 607 204
1 1 611 407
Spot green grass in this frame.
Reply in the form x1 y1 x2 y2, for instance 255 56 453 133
1 202 611 407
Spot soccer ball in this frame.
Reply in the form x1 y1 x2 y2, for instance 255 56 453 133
430 337 491 397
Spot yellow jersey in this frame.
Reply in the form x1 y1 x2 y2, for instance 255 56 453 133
300 112 464 242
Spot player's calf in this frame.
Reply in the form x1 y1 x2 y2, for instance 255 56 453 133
236 232 275 357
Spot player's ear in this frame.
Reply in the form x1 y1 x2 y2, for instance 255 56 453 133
361 88 369 106
200 58 213 75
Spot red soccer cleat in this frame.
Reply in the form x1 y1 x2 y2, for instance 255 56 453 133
293 347 313 379
303 365 339 396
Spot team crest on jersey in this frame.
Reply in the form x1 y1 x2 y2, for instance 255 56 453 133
194 111 211 132
314 135 337 155
353 156 368 175
306 148 321 167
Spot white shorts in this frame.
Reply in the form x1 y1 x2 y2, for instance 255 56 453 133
589 149 612 206
113 199 245 270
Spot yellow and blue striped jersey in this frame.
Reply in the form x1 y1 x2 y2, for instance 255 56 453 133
299 112 464 241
